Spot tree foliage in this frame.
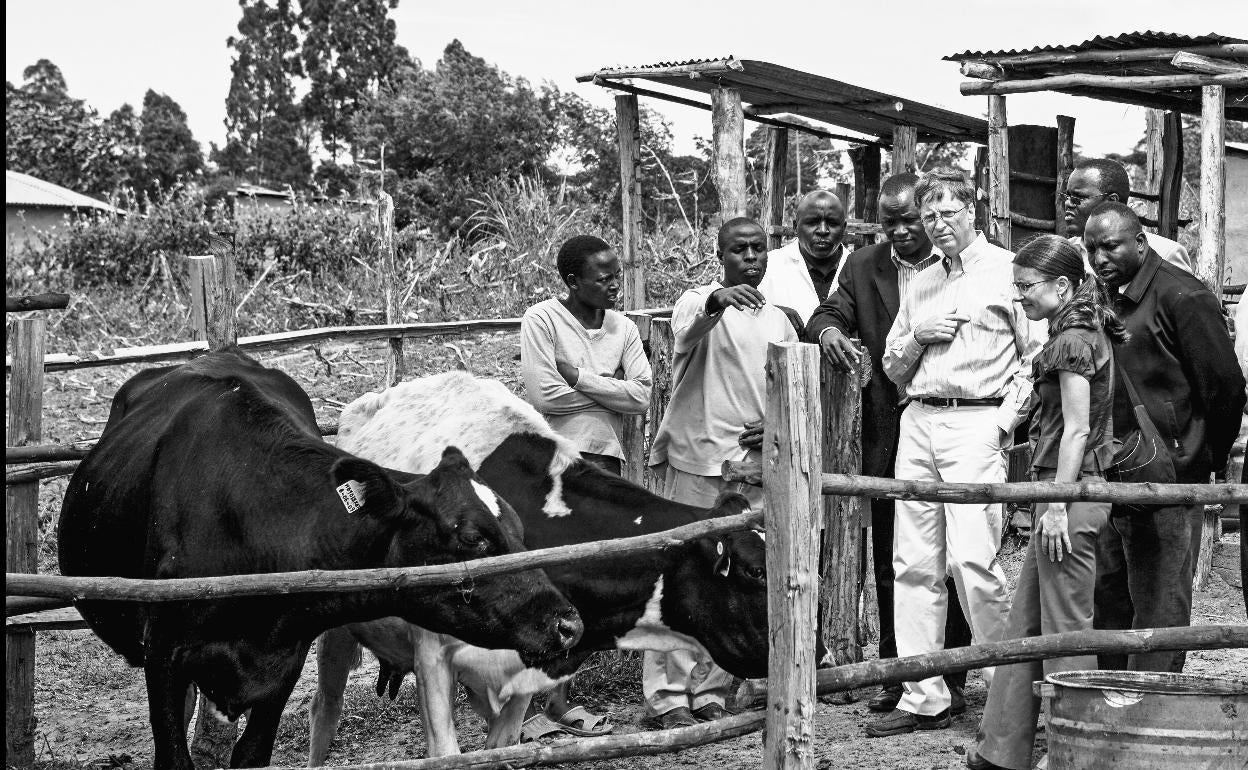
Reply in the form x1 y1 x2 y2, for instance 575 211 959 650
139 90 204 195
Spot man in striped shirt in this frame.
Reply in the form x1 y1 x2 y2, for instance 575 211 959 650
867 171 1044 738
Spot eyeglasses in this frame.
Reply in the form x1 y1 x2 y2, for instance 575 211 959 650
919 206 967 227
1061 191 1109 207
1012 278 1056 294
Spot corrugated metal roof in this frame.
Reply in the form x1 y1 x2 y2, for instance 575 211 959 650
6 170 123 213
944 31 1245 60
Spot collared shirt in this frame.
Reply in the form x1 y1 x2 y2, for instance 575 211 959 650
891 245 942 303
881 232 1045 433
804 246 844 303
758 240 848 325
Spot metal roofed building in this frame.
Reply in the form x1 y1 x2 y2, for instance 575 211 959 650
7 170 125 250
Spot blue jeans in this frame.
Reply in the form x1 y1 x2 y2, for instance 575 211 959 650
1093 504 1197 672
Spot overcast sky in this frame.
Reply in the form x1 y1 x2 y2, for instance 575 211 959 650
6 1 1246 163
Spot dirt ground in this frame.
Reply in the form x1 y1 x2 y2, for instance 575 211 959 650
13 333 1248 770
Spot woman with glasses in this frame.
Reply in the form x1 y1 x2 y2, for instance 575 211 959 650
968 235 1128 770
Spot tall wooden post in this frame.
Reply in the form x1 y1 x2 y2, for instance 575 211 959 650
621 311 652 486
1144 109 1165 231
616 94 646 309
6 318 44 765
712 87 747 220
819 347 866 666
988 95 1011 249
1158 111 1184 240
849 146 882 223
643 318 675 493
187 255 235 350
891 125 918 175
378 192 405 387
1200 86 1226 285
762 127 790 250
1055 115 1076 236
973 146 991 233
763 342 822 770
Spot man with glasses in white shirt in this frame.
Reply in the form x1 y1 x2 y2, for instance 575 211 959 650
866 171 1044 738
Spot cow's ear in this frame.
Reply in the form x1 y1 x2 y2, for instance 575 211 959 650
710 491 752 518
329 457 404 519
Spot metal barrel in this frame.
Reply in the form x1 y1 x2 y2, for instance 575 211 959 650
1035 670 1248 769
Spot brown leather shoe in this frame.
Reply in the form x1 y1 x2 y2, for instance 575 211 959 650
691 702 732 722
965 748 1009 770
644 706 699 730
864 708 951 738
866 685 903 712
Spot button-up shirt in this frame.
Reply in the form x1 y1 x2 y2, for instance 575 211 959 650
892 245 942 303
881 232 1045 433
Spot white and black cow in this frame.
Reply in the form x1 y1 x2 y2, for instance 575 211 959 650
57 349 582 770
308 371 767 762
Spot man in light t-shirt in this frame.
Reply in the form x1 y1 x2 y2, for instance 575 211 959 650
645 217 802 730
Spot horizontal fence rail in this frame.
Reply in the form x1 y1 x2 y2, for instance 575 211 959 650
5 510 760 602
6 293 70 313
4 308 674 373
723 462 1248 506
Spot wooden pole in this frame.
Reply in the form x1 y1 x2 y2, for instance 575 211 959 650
5 293 69 312
819 347 866 666
1171 51 1248 76
763 342 821 770
986 43 1248 68
1144 109 1165 231
616 94 646 309
1200 85 1226 286
187 255 217 345
973 146 991 233
209 232 237 346
6 318 44 765
378 192 405 387
621 311 652 486
848 146 882 224
762 127 789 250
988 95 1012 249
644 318 674 493
1159 111 1184 240
1193 506 1222 591
961 71 1247 95
1055 115 1075 236
891 125 918 175
711 87 747 220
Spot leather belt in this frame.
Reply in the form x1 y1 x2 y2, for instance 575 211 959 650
914 396 1004 408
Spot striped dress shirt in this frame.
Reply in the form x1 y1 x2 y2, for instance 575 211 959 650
882 232 1045 433
892 246 942 303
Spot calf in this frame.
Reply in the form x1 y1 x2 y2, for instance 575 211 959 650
58 350 581 770
309 371 767 762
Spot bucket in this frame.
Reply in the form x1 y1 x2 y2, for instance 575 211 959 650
1035 670 1248 769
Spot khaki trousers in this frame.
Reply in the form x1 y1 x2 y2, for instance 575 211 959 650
893 402 1012 716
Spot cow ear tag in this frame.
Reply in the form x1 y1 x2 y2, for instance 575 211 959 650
714 541 731 577
336 479 367 514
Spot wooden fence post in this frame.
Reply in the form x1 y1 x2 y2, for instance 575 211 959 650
762 127 790 250
6 318 44 765
820 344 866 666
187 252 237 350
988 95 1012 250
712 87 747 220
848 146 882 223
379 192 405 387
1200 85 1226 285
973 146 991 233
1158 111 1184 240
616 94 646 310
763 342 822 770
892 125 918 175
643 318 675 493
622 312 652 486
1055 115 1075 235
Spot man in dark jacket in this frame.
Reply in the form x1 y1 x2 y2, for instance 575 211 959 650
805 173 973 712
1085 202 1245 672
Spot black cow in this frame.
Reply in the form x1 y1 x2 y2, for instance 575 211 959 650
309 372 767 760
57 350 582 770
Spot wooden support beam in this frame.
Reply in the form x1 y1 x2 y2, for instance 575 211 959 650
578 59 743 81
1171 51 1248 76
621 311 652 486
988 95 1011 249
1200 86 1227 286
891 125 918 175
712 88 748 221
616 94 646 309
6 293 69 312
1055 115 1075 235
1012 211 1056 231
643 318 674 493
986 44 1248 68
762 127 790 250
820 346 866 667
848 146 881 223
763 342 821 770
1193 506 1222 591
6 318 43 766
973 146 991 232
1159 111 1184 239
960 61 1005 80
1011 170 1057 185
961 71 1248 96
378 192 404 387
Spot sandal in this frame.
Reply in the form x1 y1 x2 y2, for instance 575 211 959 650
548 705 613 737
519 712 567 743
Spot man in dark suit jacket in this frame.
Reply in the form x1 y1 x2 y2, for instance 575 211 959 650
1085 202 1245 672
805 174 973 712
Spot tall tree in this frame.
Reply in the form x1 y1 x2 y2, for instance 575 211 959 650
213 0 311 188
139 91 204 195
299 0 404 161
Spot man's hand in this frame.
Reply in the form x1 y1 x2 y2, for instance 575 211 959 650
708 285 766 313
913 313 970 345
738 421 764 450
555 359 579 386
817 327 861 371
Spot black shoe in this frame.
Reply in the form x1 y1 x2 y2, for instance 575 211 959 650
950 684 967 716
643 706 698 730
819 689 857 706
866 685 903 713
691 702 732 722
965 748 1009 770
864 708 951 738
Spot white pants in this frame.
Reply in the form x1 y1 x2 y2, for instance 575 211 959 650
641 462 758 716
893 402 1012 716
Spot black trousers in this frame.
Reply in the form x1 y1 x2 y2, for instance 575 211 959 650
871 496 973 688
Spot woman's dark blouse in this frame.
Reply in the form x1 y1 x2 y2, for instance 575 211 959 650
1028 325 1115 474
